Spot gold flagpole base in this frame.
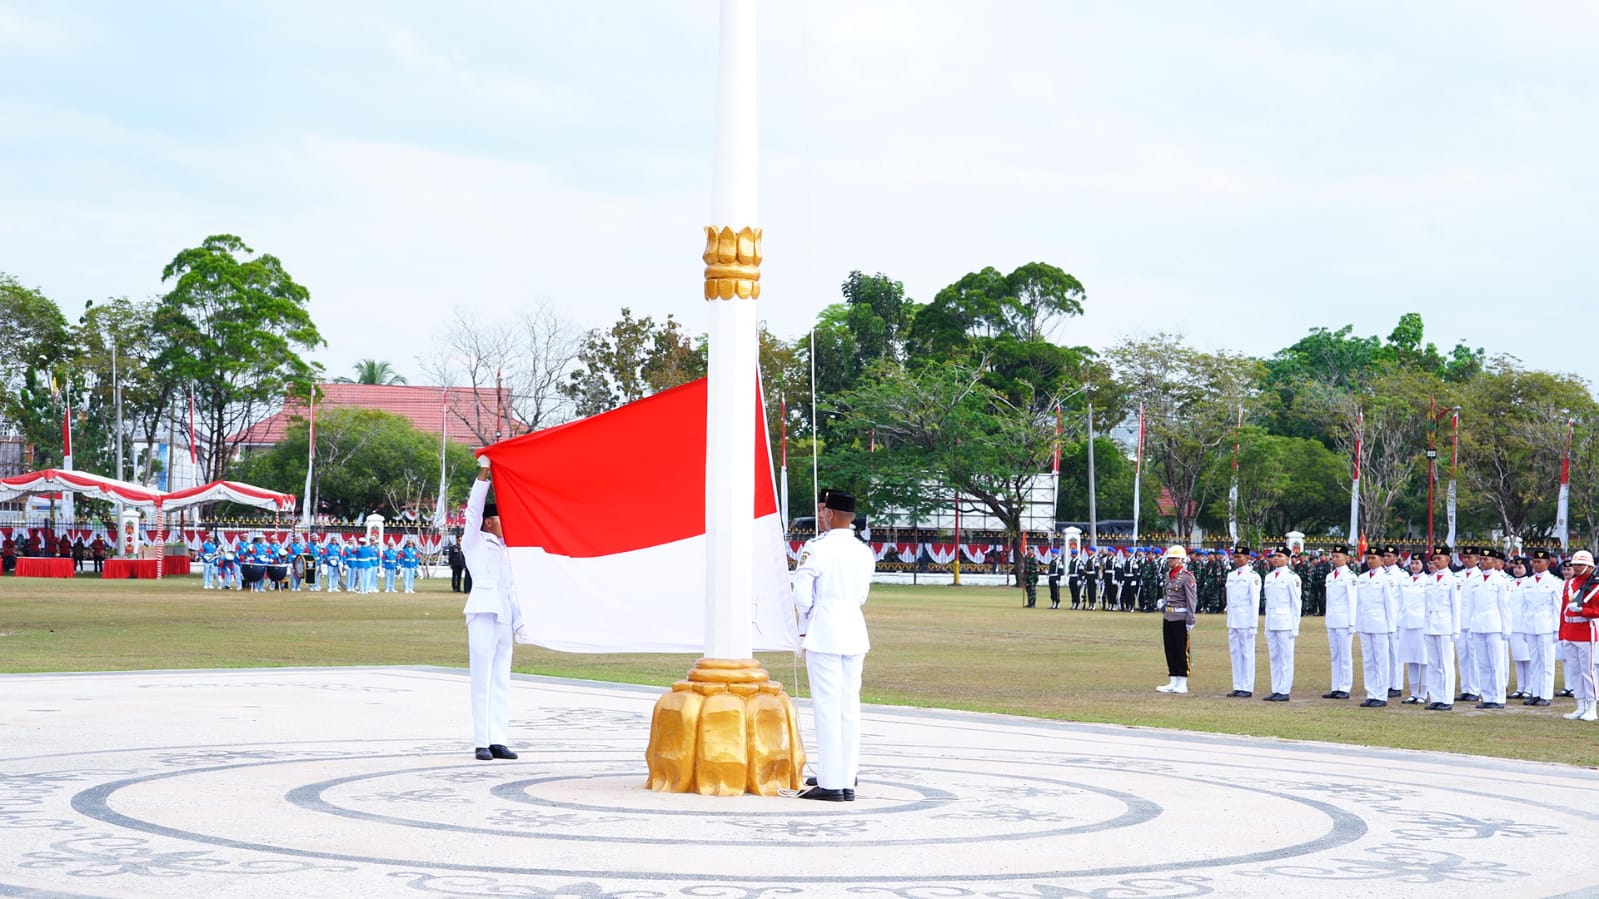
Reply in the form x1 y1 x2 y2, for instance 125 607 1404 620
644 658 806 796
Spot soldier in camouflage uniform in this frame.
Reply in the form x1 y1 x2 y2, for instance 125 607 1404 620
1023 553 1040 608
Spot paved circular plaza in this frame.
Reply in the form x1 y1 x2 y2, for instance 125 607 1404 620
3 667 1597 897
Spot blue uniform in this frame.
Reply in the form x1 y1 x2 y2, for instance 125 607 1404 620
287 540 306 591
357 543 379 593
399 545 420 593
323 543 343 592
381 547 398 592
201 540 219 589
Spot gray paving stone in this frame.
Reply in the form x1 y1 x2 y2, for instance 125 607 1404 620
2 666 1597 898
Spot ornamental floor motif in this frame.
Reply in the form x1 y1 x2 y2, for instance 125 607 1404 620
3 666 1597 898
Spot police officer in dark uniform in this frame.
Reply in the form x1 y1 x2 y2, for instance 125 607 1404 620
1068 551 1085 609
1046 550 1063 609
1082 549 1101 610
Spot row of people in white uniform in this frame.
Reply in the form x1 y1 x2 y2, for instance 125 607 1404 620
1223 542 1599 714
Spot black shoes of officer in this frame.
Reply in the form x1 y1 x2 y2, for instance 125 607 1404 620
1359 698 1388 708
805 776 858 787
474 747 493 761
1527 697 1552 707
1263 693 1288 702
1401 696 1424 705
797 786 851 802
1425 702 1452 711
1510 691 1528 699
488 744 518 759
1558 688 1575 698
1457 692 1481 703
1474 701 1505 710
1387 688 1402 698
1322 690 1350 699
1226 690 1251 697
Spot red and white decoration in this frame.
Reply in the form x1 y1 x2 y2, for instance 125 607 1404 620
0 469 164 510
161 480 296 514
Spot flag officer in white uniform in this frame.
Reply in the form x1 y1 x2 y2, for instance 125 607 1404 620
1422 544 1462 710
1355 546 1397 707
463 456 524 761
1321 544 1357 700
791 490 874 802
1224 546 1262 698
1261 544 1302 701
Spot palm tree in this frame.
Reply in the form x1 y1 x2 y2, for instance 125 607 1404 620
334 359 408 385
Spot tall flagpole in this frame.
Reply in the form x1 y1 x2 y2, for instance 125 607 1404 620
1051 403 1061 535
1228 405 1241 544
1445 409 1459 549
301 392 316 531
1557 418 1574 551
1086 402 1097 549
1131 403 1145 546
1350 408 1363 555
436 388 451 537
647 0 804 798
779 396 789 528
61 386 74 526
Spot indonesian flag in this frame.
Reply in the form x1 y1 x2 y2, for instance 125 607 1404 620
479 377 798 653
61 399 74 522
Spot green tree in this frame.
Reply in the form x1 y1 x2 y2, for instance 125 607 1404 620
1109 334 1263 541
336 359 408 385
0 274 73 459
905 262 1085 355
1054 435 1157 525
562 308 705 417
234 407 477 519
154 235 323 482
830 360 1060 582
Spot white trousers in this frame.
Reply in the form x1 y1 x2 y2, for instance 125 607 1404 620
202 561 217 588
467 613 514 748
1388 634 1402 695
1559 641 1576 693
1228 627 1256 692
1326 627 1354 692
1358 631 1390 700
1267 630 1295 696
1563 641 1597 702
1470 631 1508 704
1423 634 1455 705
1529 633 1556 700
1457 629 1478 695
806 650 865 791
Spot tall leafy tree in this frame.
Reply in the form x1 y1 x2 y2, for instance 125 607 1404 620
154 235 324 482
562 308 705 417
0 274 73 456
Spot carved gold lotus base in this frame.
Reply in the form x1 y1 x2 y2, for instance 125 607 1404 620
644 658 806 796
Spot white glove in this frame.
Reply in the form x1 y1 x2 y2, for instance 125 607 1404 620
1186 623 1195 632
1156 599 1166 610
1568 602 1583 613
478 455 491 469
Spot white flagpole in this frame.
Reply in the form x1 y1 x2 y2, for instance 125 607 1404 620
1228 405 1241 544
300 392 316 531
1445 410 1459 548
436 388 451 535
1350 408 1363 552
1131 403 1144 546
1557 418 1574 551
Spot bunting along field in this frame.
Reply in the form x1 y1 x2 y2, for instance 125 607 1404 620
0 575 1589 766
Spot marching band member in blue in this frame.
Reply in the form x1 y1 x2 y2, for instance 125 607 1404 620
343 540 360 592
287 534 306 591
324 537 344 593
358 537 379 593
200 534 219 589
400 539 420 593
381 542 399 593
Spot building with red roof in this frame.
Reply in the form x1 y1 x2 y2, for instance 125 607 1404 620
230 383 511 451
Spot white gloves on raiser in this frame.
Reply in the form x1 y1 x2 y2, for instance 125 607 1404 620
478 456 491 469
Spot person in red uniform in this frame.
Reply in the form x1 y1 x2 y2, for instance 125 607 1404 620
1557 550 1599 722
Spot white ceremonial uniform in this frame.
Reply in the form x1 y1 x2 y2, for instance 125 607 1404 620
462 477 524 750
1422 568 1462 705
1384 563 1407 692
1354 567 1397 701
1224 564 1263 694
791 526 874 792
1468 568 1512 705
1396 572 1428 700
1522 570 1564 701
1324 565 1357 693
1507 575 1532 695
1457 568 1483 697
1262 566 1302 696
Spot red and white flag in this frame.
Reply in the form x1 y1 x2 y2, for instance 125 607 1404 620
480 377 798 653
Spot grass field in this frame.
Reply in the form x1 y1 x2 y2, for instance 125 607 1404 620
1 573 1592 766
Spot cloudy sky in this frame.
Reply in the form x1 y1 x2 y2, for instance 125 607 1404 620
3 1 1596 389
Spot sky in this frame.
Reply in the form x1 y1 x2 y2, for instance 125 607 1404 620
3 1 1597 392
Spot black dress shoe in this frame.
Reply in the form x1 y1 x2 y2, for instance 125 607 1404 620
797 786 850 802
474 747 493 761
1529 698 1551 707
1474 702 1504 709
805 776 859 787
1358 699 1376 707
1510 691 1527 699
1322 690 1350 699
488 744 518 759
842 789 855 801
1428 703 1453 711
1558 689 1575 698
1226 690 1242 697
1401 697 1423 705
1237 691 1252 698
1387 688 1402 698
1424 702 1442 710
1270 694 1290 702
1458 693 1480 702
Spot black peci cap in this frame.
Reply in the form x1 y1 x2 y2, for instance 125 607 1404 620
1330 543 1350 555
1433 544 1452 557
825 491 857 514
1532 548 1552 560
